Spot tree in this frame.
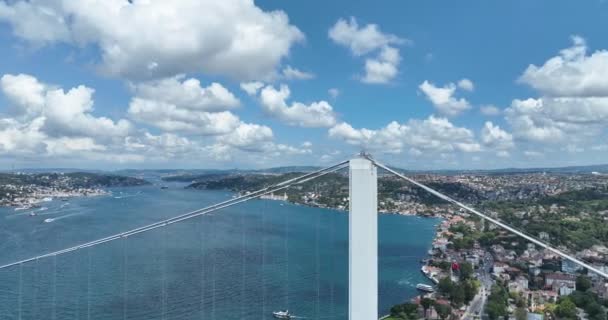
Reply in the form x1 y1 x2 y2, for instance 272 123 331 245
486 301 507 320
435 304 452 320
570 290 596 309
421 298 435 319
460 262 474 281
585 302 605 320
438 277 454 296
576 275 592 292
451 284 465 307
486 284 509 320
390 302 419 320
515 306 527 320
479 231 497 247
463 280 479 305
555 298 577 320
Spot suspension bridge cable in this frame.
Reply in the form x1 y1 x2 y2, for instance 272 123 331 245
211 214 216 320
261 197 267 319
199 215 205 320
329 212 335 320
52 254 57 320
33 258 38 320
0 160 349 271
17 262 22 320
87 248 91 320
285 198 290 312
240 201 246 320
122 236 128 320
161 225 167 320
315 209 321 320
371 158 608 280
76 253 80 320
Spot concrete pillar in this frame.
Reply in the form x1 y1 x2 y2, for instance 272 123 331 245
349 157 378 320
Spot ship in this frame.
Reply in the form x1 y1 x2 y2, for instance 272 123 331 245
416 283 435 292
272 310 294 319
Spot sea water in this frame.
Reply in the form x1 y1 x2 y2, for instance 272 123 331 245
0 184 439 319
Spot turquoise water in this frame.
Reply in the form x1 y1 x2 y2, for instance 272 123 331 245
0 184 439 319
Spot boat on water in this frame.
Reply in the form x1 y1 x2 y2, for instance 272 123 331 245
29 212 37 217
416 283 435 292
44 218 55 223
272 310 294 319
14 206 31 211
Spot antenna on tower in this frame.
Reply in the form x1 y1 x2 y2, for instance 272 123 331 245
358 150 372 160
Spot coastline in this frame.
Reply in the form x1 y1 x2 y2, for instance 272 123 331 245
1 188 109 209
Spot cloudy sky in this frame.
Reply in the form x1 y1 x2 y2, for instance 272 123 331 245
0 0 607 170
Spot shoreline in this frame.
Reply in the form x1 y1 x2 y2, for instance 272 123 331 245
1 188 109 209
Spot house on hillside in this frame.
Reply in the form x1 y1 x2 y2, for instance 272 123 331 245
561 259 583 274
544 273 576 295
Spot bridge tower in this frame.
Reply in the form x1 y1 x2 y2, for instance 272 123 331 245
349 156 378 320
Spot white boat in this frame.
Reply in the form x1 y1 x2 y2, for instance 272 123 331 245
272 310 294 319
44 218 55 223
416 283 435 292
14 206 31 211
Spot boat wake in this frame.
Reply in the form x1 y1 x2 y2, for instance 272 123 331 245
44 213 83 223
114 192 142 199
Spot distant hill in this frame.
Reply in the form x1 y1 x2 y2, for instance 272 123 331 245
0 172 150 188
7 163 608 177
2 168 105 174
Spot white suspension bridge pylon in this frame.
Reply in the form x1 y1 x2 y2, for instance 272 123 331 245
0 154 606 320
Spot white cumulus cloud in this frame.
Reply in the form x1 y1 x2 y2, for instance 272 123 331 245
362 46 400 84
240 81 265 96
481 122 514 151
505 97 608 144
506 38 608 146
1 73 132 139
329 17 406 84
128 76 243 135
419 80 471 117
328 17 404 55
519 36 608 97
131 75 240 112
480 105 502 116
281 65 315 80
457 78 475 92
329 115 481 155
0 0 304 81
258 84 337 127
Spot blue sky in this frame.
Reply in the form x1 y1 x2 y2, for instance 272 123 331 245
0 0 607 170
